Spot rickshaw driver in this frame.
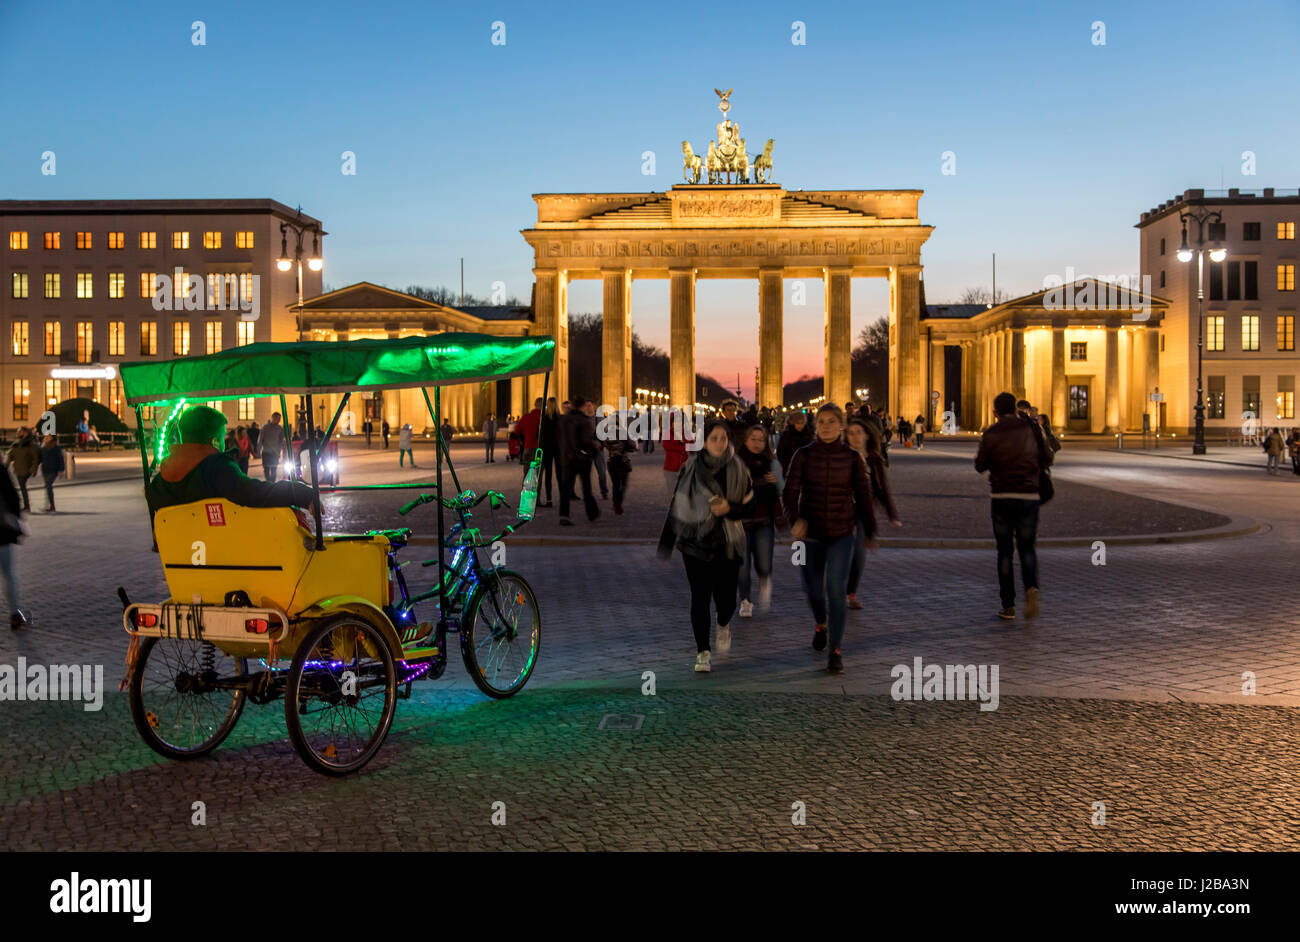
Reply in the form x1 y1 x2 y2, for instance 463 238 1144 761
146 405 317 516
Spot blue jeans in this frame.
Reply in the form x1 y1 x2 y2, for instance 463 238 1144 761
801 534 856 651
738 524 774 601
847 519 869 595
593 450 609 497
0 543 19 614
399 448 415 466
991 499 1040 609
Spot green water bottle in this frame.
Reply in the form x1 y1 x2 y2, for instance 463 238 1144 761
518 449 541 520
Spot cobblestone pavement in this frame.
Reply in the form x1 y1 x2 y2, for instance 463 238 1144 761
2 447 1298 849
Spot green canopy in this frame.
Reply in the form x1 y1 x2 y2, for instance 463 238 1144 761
121 333 555 405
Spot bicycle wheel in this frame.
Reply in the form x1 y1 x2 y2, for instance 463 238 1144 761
460 569 540 698
285 614 397 776
129 637 247 760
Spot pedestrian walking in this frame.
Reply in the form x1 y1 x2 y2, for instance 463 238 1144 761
247 420 261 457
516 397 543 478
776 409 813 473
783 403 876 674
382 419 391 448
259 411 287 481
539 397 559 506
974 392 1053 621
483 413 498 463
399 423 416 467
39 434 65 512
1265 427 1284 474
234 425 252 473
363 417 373 448
1038 413 1062 454
846 417 901 610
440 419 455 446
658 419 754 672
662 409 689 493
557 397 600 526
605 414 636 515
1288 428 1300 476
591 405 610 500
719 399 749 448
736 425 783 617
913 414 926 449
0 463 29 629
6 427 41 512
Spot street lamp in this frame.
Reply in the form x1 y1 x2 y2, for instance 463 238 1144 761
1176 208 1225 454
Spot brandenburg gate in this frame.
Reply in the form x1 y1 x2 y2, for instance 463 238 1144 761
520 92 933 418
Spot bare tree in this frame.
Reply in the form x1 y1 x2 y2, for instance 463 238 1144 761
956 286 1012 305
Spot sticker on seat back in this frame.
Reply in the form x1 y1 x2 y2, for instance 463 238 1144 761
206 503 226 526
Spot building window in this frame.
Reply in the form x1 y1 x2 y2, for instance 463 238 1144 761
205 320 222 353
1242 314 1260 351
238 397 255 420
1208 375 1225 419
235 231 254 249
1278 264 1295 291
1243 376 1261 419
173 269 189 302
76 272 93 298
44 272 60 299
12 380 29 421
1207 315 1225 351
1159 270 1165 288
173 321 190 356
44 379 59 408
44 232 60 250
1159 237 1165 256
109 379 124 418
238 273 255 303
1068 384 1088 420
44 321 60 356
9 231 28 250
1069 341 1087 361
1244 222 1261 241
1228 261 1242 300
12 321 28 357
203 231 222 250
1245 260 1259 300
76 322 93 363
11 272 28 299
236 321 255 346
1209 262 1224 300
172 231 189 250
107 231 125 250
1279 315 1295 352
1278 377 1296 420
140 272 158 298
76 231 92 250
1279 222 1296 240
108 271 125 299
139 231 156 249
140 320 157 356
108 320 125 356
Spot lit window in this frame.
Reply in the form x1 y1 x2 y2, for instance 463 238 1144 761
172 231 189 249
173 321 190 356
139 231 156 249
12 321 28 356
1278 222 1296 240
44 321 61 356
238 273 255 302
1242 315 1260 351
235 230 254 249
76 231 91 250
1278 390 1295 420
1207 315 1225 351
205 319 222 353
44 273 60 299
1069 341 1087 361
238 397 255 420
76 272 93 298
1279 315 1295 352
76 322 92 363
140 272 157 298
12 380 29 421
44 232 60 250
109 379 124 418
172 269 189 302
140 320 157 356
1279 264 1296 291
237 321 255 346
203 231 222 249
8 231 28 250
107 231 125 249
108 321 125 356
45 379 59 407
1208 376 1225 419
108 272 125 299
11 273 28 299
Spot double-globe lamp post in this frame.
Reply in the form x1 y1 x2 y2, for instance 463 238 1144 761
1176 209 1226 455
276 209 325 433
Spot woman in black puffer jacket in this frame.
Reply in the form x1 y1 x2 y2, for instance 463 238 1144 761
782 403 875 674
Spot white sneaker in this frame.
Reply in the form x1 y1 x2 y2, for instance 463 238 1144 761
757 577 772 611
694 650 712 672
738 600 753 619
716 624 732 652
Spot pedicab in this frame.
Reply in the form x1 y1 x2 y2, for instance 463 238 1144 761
117 333 553 775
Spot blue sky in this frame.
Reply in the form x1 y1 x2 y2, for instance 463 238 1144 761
3 0 1297 396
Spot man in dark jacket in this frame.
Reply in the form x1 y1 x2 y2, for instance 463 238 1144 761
6 427 41 512
719 399 749 447
776 410 813 472
557 397 599 525
974 392 1053 621
146 405 315 516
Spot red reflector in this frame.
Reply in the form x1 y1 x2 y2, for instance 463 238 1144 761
133 612 158 628
245 618 269 634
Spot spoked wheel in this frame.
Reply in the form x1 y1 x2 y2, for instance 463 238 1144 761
460 569 541 699
285 615 397 776
129 637 248 760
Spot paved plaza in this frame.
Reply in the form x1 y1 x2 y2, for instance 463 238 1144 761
2 441 1299 850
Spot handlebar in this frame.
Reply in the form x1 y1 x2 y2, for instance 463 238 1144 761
398 489 510 516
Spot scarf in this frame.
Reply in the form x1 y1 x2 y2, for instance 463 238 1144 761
669 444 751 558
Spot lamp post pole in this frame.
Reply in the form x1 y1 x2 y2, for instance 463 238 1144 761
1177 209 1225 455
277 207 325 435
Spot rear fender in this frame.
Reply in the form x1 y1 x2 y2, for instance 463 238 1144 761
296 596 402 660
